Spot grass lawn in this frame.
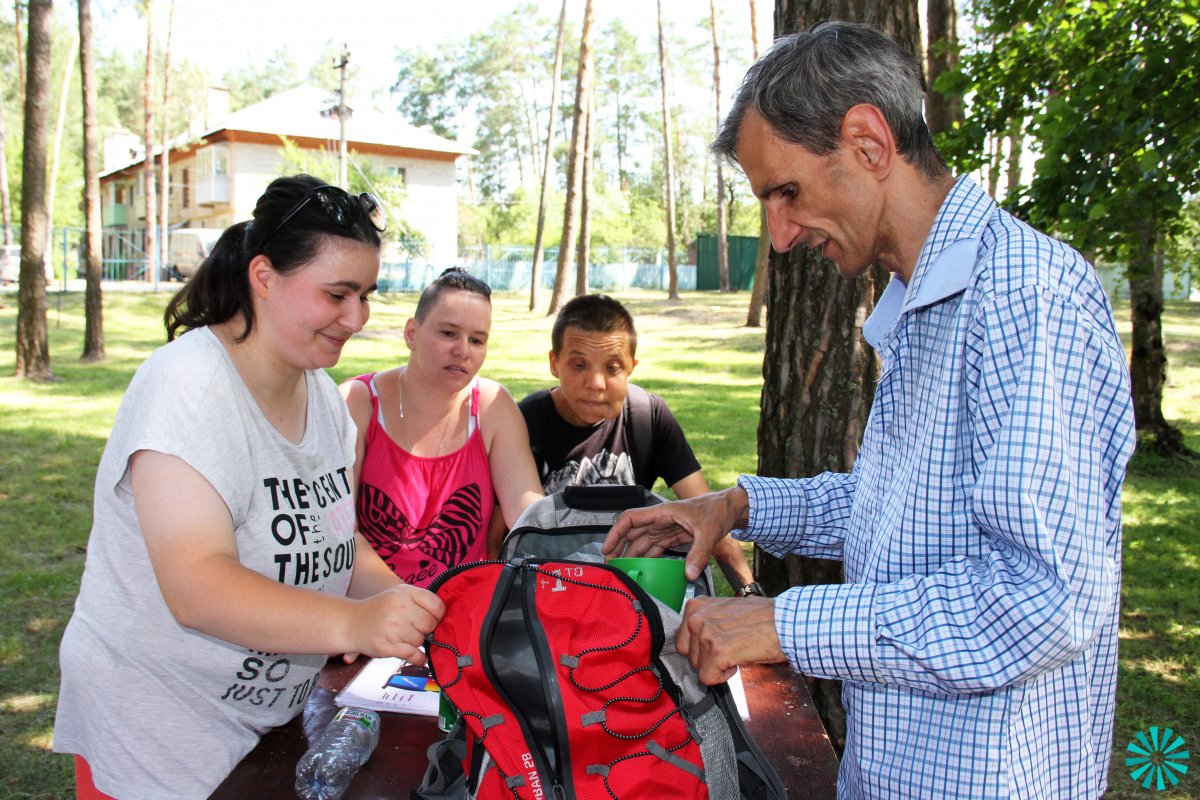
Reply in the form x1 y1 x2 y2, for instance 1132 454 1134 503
1 287 1196 798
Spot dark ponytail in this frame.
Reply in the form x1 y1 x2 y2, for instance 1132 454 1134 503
163 174 383 341
164 221 253 341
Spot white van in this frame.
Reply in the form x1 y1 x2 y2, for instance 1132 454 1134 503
166 228 222 280
0 245 19 285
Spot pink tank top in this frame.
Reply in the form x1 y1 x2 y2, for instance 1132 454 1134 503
354 373 495 587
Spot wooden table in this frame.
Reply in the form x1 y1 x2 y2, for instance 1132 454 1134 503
210 657 840 799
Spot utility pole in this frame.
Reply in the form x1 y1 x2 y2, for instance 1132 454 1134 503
335 45 350 189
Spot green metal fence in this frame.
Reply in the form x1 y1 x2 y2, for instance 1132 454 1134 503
695 234 760 291
453 244 696 293
2 227 704 295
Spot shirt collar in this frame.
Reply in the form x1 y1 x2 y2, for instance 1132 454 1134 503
862 176 993 348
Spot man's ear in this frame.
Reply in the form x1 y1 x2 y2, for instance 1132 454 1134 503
247 254 274 299
403 318 418 349
628 357 639 375
842 104 895 179
548 349 561 380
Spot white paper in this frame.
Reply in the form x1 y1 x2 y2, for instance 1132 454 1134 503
727 668 751 721
334 656 441 717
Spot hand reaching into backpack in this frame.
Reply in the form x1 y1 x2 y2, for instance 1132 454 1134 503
603 487 750 581
677 596 786 685
347 583 445 666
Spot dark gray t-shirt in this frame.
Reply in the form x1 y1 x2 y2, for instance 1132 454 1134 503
519 384 701 495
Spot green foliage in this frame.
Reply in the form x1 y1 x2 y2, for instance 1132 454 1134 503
386 3 756 253
690 171 761 240
1 292 1197 797
95 45 211 140
596 20 657 191
624 182 669 247
2 291 1197 798
96 49 142 133
483 188 538 246
223 47 302 111
1105 300 1200 798
392 4 561 202
275 136 417 242
944 0 1200 266
1164 198 1200 294
306 40 358 96
391 48 466 140
454 193 559 252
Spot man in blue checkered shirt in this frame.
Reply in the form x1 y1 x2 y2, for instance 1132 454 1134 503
603 20 1136 800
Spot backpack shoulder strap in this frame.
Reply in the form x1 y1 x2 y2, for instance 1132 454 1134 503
624 384 654 488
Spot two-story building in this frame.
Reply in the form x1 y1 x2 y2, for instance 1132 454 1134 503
100 85 474 271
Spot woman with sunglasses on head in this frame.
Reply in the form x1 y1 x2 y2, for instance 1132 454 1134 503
340 268 543 589
54 175 445 800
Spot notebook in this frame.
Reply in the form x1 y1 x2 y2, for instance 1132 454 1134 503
334 656 441 717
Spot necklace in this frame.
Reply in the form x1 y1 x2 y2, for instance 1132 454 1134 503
397 369 457 457
397 369 405 420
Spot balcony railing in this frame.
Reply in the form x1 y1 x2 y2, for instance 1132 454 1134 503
195 175 230 206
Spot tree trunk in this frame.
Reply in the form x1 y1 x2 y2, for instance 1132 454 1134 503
15 1 26 104
0 101 14 259
1005 124 1023 202
15 0 53 380
518 82 538 188
749 0 762 59
758 0 922 755
1128 219 1189 456
711 0 731 292
986 134 1002 199
79 0 104 361
142 0 158 284
159 0 175 284
575 79 594 297
547 0 594 315
463 157 476 206
614 52 628 192
657 0 679 300
746 0 771 326
529 0 568 311
924 0 961 138
45 29 78 281
746 206 771 326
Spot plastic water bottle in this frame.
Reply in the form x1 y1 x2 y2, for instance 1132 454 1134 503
294 707 381 800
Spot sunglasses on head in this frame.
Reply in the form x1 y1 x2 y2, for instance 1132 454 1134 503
257 184 387 254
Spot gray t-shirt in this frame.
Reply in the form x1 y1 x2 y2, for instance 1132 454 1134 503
54 326 358 799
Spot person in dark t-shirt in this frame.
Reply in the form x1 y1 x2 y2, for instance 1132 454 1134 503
519 294 759 595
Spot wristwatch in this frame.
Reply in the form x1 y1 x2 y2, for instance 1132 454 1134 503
735 582 765 597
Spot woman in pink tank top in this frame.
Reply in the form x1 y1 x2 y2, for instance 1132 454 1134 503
341 269 543 587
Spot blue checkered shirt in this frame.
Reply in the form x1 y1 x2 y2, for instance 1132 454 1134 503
736 177 1135 799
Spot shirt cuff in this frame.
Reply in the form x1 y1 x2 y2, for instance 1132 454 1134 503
732 474 806 556
774 581 883 685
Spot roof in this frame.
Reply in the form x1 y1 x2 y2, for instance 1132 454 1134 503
101 84 474 178
217 85 474 156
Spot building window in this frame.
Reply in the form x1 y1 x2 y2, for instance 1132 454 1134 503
182 168 190 207
386 166 406 185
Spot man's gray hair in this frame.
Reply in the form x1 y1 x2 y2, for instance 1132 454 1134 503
712 21 948 181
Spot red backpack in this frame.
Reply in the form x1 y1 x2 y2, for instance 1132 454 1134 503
421 488 786 800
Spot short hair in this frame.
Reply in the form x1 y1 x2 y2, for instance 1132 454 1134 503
551 294 638 358
414 267 492 321
164 174 383 341
711 21 949 181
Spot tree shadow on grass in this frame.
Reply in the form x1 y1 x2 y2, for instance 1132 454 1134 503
0 425 110 800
